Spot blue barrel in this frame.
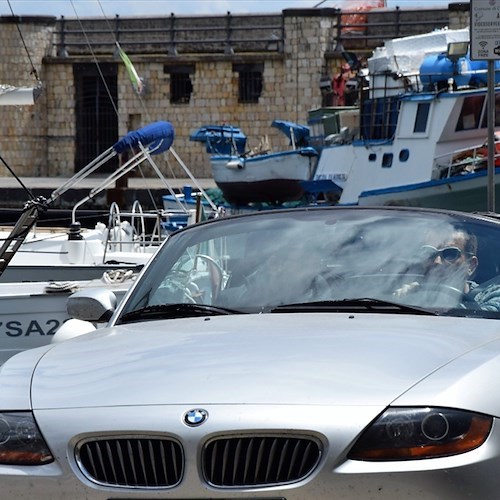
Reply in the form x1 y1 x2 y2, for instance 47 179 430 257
419 53 471 90
468 59 500 86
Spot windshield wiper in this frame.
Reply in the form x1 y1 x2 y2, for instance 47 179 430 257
269 298 438 316
118 303 246 323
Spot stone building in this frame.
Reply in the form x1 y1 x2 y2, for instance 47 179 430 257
0 4 470 181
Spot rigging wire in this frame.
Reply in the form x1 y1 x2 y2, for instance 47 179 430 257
0 153 35 199
75 0 196 212
1 0 40 199
71 0 163 210
6 0 41 83
95 0 151 120
69 0 120 119
70 0 161 209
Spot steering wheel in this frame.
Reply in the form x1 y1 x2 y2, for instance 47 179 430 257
155 269 199 304
194 254 225 301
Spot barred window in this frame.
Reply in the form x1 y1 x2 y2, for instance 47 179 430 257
233 63 263 104
164 64 194 104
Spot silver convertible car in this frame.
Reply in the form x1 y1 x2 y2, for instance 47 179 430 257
4 206 500 498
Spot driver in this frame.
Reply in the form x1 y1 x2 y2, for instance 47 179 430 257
394 226 500 311
420 227 478 294
394 226 479 304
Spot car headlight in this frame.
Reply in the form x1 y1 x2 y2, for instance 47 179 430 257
0 412 53 465
348 407 492 461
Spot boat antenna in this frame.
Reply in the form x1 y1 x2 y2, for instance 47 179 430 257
6 0 41 83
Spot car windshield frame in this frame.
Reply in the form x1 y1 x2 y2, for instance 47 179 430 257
114 207 500 323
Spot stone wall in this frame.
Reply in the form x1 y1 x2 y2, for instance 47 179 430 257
0 5 470 181
0 17 55 176
44 63 75 177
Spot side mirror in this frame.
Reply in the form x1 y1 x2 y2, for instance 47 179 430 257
67 288 118 322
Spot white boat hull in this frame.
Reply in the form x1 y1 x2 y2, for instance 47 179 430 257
211 149 317 205
0 224 158 283
0 274 133 365
357 167 500 211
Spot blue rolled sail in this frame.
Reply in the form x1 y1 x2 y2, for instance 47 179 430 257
113 121 175 155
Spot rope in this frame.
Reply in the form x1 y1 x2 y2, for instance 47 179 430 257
102 269 135 284
44 281 81 293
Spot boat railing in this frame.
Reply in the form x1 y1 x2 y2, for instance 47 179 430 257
99 200 198 258
365 71 424 100
103 201 164 254
433 140 500 180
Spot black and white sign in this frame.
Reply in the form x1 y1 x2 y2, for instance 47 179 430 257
470 0 500 60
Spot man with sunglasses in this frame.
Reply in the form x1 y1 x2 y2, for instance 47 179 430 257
419 230 478 295
394 226 500 310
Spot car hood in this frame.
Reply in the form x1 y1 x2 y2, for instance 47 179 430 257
28 313 500 410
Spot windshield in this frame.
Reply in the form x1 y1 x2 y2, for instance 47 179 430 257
116 207 500 322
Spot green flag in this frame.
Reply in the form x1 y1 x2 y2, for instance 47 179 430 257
116 43 144 95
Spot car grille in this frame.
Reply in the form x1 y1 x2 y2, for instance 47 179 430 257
202 435 322 487
76 436 183 488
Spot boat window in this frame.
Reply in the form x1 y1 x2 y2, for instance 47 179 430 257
369 153 377 162
456 95 485 131
164 64 194 104
233 63 264 104
360 97 399 140
480 94 500 128
413 103 430 133
382 153 393 168
399 149 410 162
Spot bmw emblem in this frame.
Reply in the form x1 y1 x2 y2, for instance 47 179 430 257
183 408 208 427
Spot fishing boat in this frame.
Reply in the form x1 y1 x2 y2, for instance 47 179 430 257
190 121 319 205
303 28 500 212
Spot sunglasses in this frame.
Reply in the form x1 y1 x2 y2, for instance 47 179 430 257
420 245 470 263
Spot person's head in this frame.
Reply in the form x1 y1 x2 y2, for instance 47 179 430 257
420 226 478 292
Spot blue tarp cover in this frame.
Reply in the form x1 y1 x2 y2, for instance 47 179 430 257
113 121 175 155
190 125 247 155
271 120 310 146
